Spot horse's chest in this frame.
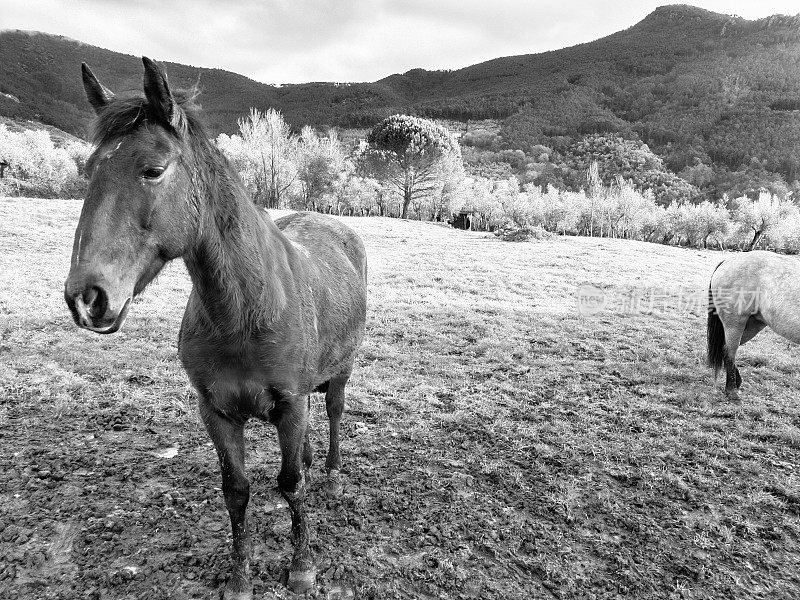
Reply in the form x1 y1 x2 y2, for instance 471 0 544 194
178 335 295 415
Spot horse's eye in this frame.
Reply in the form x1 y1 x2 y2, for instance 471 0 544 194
142 167 165 180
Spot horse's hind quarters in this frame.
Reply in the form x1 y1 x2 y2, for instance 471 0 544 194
64 281 132 334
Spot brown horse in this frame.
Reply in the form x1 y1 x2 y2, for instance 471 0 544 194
707 250 800 399
64 58 367 598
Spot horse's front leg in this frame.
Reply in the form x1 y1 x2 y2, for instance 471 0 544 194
200 397 252 600
275 395 316 593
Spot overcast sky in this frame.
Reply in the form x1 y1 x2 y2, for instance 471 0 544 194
3 1 799 84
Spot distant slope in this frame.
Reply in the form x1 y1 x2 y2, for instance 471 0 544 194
0 30 405 138
0 116 84 147
2 5 800 183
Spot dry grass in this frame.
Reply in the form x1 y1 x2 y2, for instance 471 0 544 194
2 196 800 599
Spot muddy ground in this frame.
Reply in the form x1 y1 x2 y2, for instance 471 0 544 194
2 199 800 599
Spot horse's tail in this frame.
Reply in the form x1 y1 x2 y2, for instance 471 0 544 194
707 260 725 377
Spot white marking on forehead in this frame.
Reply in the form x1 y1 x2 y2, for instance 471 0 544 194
75 228 83 267
104 141 123 161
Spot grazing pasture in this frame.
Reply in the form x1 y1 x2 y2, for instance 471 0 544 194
2 196 800 599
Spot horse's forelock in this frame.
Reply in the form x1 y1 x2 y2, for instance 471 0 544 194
90 89 204 147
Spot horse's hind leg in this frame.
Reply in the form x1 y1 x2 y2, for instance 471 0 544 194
731 317 766 389
723 352 739 398
275 395 316 593
722 319 746 400
199 398 252 600
324 372 350 497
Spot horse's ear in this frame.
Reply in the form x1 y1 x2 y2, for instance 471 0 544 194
142 57 183 133
81 63 115 114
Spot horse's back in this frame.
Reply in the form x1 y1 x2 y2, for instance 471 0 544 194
274 212 367 283
712 251 799 291
711 251 800 334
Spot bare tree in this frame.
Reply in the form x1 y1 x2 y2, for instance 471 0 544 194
218 108 298 208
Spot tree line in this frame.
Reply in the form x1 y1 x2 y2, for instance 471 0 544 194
216 109 465 220
2 109 799 253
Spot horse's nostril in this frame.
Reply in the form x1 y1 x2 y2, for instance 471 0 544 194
84 286 108 318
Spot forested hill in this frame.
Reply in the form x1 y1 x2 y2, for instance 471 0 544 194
2 5 800 185
0 29 411 138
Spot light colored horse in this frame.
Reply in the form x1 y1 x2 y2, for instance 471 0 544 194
707 250 800 399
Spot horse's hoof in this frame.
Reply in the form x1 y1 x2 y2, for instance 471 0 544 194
725 389 740 401
222 585 253 600
287 567 316 593
324 469 344 497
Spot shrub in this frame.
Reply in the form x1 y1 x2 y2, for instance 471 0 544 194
763 202 800 253
0 125 88 197
461 131 500 149
494 223 551 242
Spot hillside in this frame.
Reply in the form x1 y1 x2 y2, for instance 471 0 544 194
0 30 405 138
0 116 84 147
2 5 800 189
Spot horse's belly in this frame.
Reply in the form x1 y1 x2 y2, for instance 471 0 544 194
761 301 800 344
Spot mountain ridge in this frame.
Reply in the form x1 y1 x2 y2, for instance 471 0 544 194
2 4 800 192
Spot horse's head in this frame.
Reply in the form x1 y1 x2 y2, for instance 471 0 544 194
65 57 198 334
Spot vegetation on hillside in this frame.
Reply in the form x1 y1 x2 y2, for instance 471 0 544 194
209 110 800 253
2 104 798 254
3 5 800 201
0 124 89 197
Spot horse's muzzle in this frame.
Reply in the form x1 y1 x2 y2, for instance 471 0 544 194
64 282 132 334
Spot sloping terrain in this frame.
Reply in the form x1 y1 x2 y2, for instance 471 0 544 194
1 197 800 598
0 116 83 147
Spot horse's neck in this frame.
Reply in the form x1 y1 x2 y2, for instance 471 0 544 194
184 182 290 336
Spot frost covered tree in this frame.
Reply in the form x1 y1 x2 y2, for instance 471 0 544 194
0 125 86 196
216 108 298 208
732 192 797 251
295 126 346 211
681 201 730 248
366 115 462 219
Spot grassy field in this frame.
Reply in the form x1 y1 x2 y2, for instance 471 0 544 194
1 197 800 599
